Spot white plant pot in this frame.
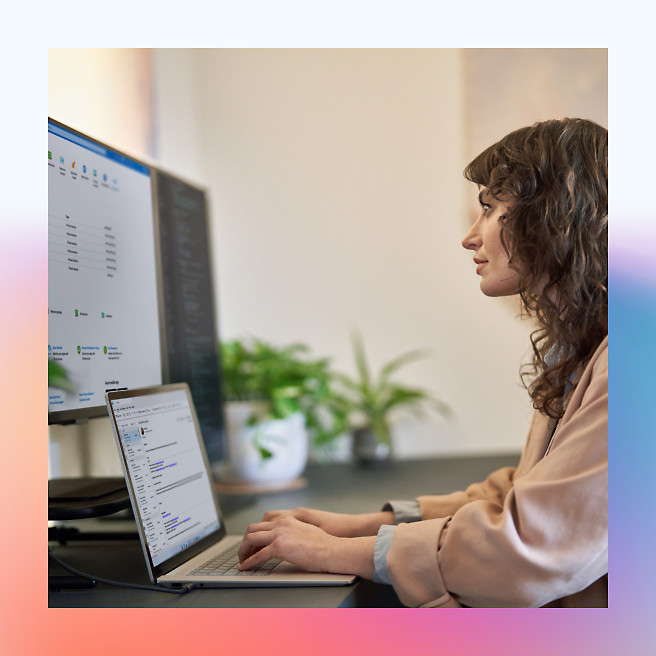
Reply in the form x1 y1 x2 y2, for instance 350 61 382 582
219 401 308 485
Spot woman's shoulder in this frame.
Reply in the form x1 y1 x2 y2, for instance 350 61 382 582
587 335 608 377
567 335 607 414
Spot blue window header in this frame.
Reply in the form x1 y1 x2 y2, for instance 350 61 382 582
48 121 150 176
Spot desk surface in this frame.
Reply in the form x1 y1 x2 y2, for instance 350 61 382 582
48 453 519 608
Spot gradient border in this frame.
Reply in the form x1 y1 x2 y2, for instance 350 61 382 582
1 9 652 656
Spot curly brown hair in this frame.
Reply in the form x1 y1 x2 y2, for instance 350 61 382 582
464 118 608 419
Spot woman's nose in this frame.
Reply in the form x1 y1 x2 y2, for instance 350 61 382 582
462 225 481 251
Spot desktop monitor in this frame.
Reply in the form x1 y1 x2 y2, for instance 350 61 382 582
48 118 162 423
48 119 225 463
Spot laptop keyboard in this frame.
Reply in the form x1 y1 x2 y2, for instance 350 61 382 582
189 544 283 577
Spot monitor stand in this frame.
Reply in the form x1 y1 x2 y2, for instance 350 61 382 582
48 418 131 520
48 476 131 521
48 475 256 524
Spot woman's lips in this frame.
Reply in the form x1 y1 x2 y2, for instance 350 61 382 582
476 261 488 274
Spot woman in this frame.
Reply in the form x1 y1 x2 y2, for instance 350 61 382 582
237 118 608 608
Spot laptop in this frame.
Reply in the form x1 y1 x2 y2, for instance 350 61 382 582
105 383 357 589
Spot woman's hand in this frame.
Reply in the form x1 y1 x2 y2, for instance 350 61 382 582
258 507 395 538
237 516 377 578
238 516 337 573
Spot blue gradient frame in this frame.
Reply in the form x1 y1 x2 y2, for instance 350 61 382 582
609 272 656 634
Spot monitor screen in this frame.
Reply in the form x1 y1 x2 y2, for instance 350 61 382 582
48 119 162 422
107 386 222 571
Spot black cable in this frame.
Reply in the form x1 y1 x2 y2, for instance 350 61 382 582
48 549 196 594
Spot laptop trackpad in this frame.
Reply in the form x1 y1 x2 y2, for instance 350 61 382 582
273 562 312 575
271 561 355 583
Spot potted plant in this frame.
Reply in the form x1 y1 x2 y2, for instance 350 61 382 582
218 338 350 484
338 332 453 465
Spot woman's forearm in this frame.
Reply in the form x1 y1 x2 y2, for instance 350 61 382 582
349 511 395 537
238 517 380 577
328 535 378 579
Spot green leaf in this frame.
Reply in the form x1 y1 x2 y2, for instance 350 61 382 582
272 395 301 419
381 386 426 413
429 398 455 419
379 349 432 384
246 413 260 427
257 446 274 460
351 330 371 391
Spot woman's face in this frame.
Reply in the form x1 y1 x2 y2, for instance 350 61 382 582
461 187 521 297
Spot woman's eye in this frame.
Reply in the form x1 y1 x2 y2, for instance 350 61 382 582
481 203 491 214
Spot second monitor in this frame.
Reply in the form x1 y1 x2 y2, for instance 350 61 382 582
155 170 226 463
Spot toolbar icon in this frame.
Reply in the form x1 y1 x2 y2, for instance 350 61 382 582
60 156 64 164
48 151 52 160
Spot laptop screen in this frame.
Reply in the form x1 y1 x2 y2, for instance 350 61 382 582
109 387 221 568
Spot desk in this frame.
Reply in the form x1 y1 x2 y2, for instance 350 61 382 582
48 453 520 608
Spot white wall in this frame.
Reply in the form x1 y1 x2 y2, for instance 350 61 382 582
153 48 536 459
49 48 154 159
152 49 206 184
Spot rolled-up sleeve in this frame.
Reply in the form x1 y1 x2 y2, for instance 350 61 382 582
416 466 517 520
372 524 396 584
381 500 422 524
385 344 608 608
